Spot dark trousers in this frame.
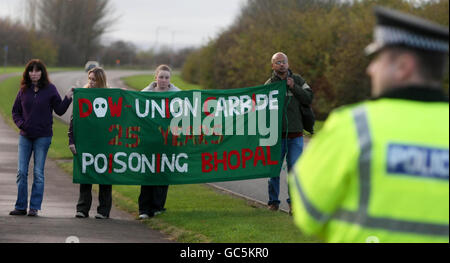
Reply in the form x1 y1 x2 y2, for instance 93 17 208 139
138 185 169 215
76 184 112 217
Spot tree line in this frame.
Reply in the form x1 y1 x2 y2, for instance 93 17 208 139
0 0 193 68
181 0 449 120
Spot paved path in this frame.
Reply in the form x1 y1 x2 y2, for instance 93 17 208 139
0 73 172 243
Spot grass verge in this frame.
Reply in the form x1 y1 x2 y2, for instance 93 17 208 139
0 66 25 75
0 74 320 243
0 66 83 76
122 73 202 91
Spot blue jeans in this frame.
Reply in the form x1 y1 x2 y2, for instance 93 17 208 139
268 136 303 205
15 135 52 211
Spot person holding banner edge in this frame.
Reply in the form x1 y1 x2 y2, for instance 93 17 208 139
138 64 180 220
68 67 113 219
10 59 73 217
264 52 313 214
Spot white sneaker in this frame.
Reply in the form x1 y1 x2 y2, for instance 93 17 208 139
75 211 88 218
95 213 109 219
138 214 150 220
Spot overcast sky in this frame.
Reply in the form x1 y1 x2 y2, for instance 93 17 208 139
0 0 246 50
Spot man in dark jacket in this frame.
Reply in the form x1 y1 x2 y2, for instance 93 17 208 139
265 52 313 214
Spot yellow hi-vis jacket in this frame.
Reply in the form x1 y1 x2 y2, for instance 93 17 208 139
289 87 449 243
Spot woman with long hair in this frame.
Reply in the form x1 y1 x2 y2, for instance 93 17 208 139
68 67 112 219
10 59 73 217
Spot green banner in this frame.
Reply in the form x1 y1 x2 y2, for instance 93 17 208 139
73 81 286 185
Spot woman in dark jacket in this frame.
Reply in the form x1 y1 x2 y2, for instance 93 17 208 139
10 59 73 217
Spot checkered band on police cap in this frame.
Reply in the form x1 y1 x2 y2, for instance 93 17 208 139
365 6 449 55
376 25 448 52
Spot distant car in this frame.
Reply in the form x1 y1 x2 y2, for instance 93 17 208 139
84 61 100 72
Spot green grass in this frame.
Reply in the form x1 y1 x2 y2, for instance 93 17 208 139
113 184 318 242
122 74 203 91
0 74 320 243
0 66 83 76
0 66 24 75
0 76 21 129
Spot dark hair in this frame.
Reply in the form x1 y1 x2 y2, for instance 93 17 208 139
20 59 50 91
386 46 448 83
413 49 448 82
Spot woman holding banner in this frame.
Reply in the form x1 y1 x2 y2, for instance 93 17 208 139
68 67 113 219
10 59 73 217
138 64 180 219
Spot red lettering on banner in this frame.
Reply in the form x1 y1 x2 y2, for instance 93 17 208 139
241 148 253 168
172 134 182 146
201 126 210 143
108 153 113 173
108 97 123 117
254 146 266 166
266 146 279 165
158 125 227 147
157 153 161 173
78 98 92 118
126 126 140 148
197 133 207 145
201 147 279 173
251 93 256 112
184 134 195 146
109 125 141 148
228 150 241 170
171 126 183 146
214 152 227 171
211 133 223 144
165 98 170 118
202 153 213 172
159 126 169 145
108 124 123 146
203 97 216 116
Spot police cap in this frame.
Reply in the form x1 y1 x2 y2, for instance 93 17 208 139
365 6 449 56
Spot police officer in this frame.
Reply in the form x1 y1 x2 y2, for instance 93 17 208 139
288 6 449 242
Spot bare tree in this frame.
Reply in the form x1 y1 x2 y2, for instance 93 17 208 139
29 0 117 65
24 0 39 30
